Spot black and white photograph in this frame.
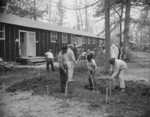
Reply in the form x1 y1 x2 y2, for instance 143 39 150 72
0 0 150 117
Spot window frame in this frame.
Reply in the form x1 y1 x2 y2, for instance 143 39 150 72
0 24 5 40
62 33 67 43
88 38 91 44
51 31 57 43
92 38 96 44
99 39 103 45
82 37 85 44
71 35 76 44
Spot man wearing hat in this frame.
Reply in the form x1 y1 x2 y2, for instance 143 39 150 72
66 44 76 82
109 58 128 92
45 49 55 72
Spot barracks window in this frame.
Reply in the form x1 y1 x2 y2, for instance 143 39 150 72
51 31 57 42
62 33 67 43
0 24 5 40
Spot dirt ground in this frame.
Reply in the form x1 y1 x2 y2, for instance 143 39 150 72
0 51 150 117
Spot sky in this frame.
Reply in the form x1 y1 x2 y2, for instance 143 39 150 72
39 0 104 34
39 0 142 36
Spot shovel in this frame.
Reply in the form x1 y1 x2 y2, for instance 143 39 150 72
88 70 99 92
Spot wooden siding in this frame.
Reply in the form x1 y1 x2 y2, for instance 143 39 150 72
0 40 4 59
0 22 104 62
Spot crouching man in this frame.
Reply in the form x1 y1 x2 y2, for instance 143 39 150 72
109 58 128 92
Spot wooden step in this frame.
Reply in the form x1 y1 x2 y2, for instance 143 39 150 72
17 56 46 65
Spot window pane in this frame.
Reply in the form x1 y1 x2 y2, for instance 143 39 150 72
93 39 95 44
62 33 67 38
82 37 85 44
88 38 91 44
51 32 57 42
52 32 57 36
0 32 4 38
52 37 55 41
0 24 4 31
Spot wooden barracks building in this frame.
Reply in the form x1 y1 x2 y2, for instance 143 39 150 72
0 13 104 63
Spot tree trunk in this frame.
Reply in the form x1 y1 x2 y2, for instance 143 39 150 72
120 4 124 46
123 0 131 60
33 0 37 20
104 0 111 73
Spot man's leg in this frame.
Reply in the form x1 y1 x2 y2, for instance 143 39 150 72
46 59 50 72
88 77 93 88
50 59 55 71
112 74 120 89
119 70 126 89
88 71 94 88
67 61 74 82
59 67 66 92
68 68 73 81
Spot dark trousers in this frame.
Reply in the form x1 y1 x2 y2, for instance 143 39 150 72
59 65 67 92
46 58 55 72
89 70 96 88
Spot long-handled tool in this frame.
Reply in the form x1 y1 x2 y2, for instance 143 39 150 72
65 81 69 96
65 49 84 97
88 70 99 91
76 48 84 64
97 76 112 103
65 69 69 97
97 76 112 95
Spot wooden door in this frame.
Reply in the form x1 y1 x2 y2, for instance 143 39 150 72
27 32 36 57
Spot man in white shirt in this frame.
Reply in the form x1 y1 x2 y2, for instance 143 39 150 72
45 49 55 72
86 54 97 90
65 45 76 82
110 44 119 59
81 51 87 60
110 58 128 92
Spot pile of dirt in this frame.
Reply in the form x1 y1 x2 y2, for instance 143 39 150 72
6 75 59 94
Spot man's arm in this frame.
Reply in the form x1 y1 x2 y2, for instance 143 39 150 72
59 62 66 73
70 50 76 63
92 59 97 70
110 65 113 74
111 67 119 79
58 55 66 73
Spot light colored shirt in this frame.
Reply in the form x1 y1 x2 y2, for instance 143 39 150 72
87 59 97 71
110 44 119 59
65 48 76 61
111 59 128 78
45 52 54 59
82 52 86 57
57 51 67 65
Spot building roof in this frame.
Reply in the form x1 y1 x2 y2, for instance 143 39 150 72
0 13 104 39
